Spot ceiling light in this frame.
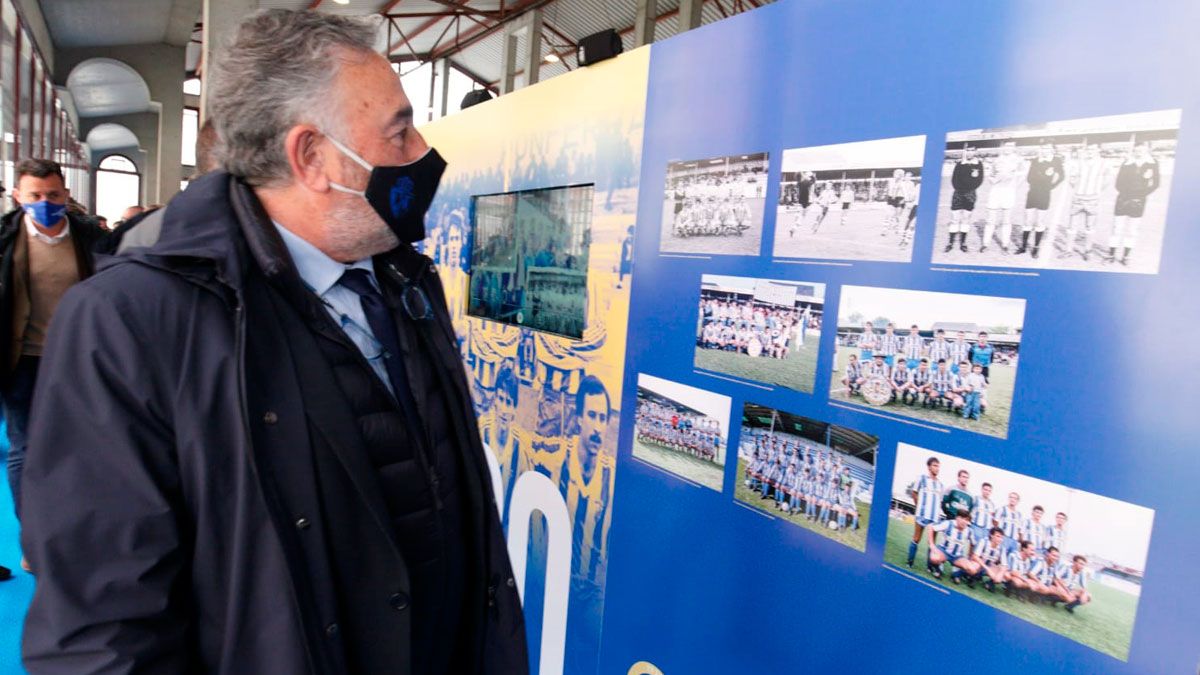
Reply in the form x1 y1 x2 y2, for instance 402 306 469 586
332 0 350 4
544 53 561 63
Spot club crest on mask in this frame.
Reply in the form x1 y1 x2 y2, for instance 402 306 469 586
390 176 416 217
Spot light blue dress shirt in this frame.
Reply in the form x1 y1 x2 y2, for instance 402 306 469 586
273 222 394 395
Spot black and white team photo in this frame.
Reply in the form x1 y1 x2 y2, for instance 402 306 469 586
772 135 926 262
931 109 1181 274
660 152 769 255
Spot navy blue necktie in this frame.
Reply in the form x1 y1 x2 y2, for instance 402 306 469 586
337 268 426 439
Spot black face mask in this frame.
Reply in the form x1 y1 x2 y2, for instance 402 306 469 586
327 134 447 244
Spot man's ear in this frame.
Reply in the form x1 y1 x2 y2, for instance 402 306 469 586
283 125 329 191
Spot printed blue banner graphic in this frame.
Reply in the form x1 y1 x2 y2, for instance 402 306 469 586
599 0 1200 673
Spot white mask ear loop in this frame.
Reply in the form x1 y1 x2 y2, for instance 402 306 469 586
325 133 373 196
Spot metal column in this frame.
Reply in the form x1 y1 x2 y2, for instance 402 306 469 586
679 0 704 33
634 0 658 47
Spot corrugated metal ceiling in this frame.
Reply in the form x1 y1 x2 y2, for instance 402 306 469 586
336 0 771 88
46 0 770 90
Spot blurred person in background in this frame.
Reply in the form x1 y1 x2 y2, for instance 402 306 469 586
0 159 108 574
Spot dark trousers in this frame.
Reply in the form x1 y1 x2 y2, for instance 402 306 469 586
3 355 39 520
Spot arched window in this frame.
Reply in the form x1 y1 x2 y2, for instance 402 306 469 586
95 154 141 225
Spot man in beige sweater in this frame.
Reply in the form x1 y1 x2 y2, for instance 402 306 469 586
0 159 107 575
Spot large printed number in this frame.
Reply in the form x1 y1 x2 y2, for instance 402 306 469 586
508 472 572 675
482 447 572 675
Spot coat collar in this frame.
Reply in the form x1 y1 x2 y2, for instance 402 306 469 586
124 170 435 297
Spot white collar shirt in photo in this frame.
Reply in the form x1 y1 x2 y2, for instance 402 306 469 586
25 214 71 246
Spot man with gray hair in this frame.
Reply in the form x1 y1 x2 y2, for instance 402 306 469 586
20 9 527 674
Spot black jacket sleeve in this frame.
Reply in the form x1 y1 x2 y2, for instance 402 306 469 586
20 279 189 674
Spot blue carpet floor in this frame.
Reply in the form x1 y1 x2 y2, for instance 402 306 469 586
0 423 31 674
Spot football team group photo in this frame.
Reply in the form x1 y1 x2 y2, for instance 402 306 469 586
930 109 1181 274
830 285 1026 438
883 445 1154 661
632 373 732 491
695 275 824 393
773 135 927 262
734 403 878 552
660 152 769 256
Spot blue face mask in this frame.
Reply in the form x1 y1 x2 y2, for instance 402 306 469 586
22 200 67 228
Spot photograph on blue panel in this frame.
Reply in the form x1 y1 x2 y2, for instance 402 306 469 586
659 152 769 255
633 373 731 491
735 403 878 552
468 184 594 338
696 275 824 393
884 444 1154 661
930 109 1181 274
831 286 1025 439
772 135 926 262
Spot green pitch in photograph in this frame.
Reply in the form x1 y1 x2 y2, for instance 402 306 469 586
734 403 878 553
735 457 871 551
695 275 825 394
829 285 1026 439
633 438 724 491
633 373 732 492
882 444 1154 662
882 515 1139 661
830 347 1015 438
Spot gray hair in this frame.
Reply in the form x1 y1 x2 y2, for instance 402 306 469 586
208 9 379 187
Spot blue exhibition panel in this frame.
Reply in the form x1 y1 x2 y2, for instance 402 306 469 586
600 1 1200 673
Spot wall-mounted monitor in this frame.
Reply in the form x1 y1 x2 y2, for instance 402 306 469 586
468 184 594 339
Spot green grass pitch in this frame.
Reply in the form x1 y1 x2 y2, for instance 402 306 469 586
694 330 820 394
732 457 871 552
632 438 726 492
882 513 1139 661
828 347 1015 438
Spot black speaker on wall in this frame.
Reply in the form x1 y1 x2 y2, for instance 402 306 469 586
577 29 623 66
461 89 494 110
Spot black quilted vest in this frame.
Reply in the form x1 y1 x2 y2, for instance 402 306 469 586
283 263 473 675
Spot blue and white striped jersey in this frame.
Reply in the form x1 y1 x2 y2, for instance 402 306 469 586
840 488 855 508
822 480 838 500
974 536 1005 566
911 368 933 387
1007 551 1031 575
904 334 925 360
950 339 971 364
971 496 996 529
891 367 912 386
1024 518 1050 550
864 361 890 379
930 520 973 557
845 361 862 380
1030 558 1059 584
1058 564 1087 590
931 370 956 392
1049 525 1068 551
880 333 901 355
998 505 1023 538
913 473 945 522
928 340 952 364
